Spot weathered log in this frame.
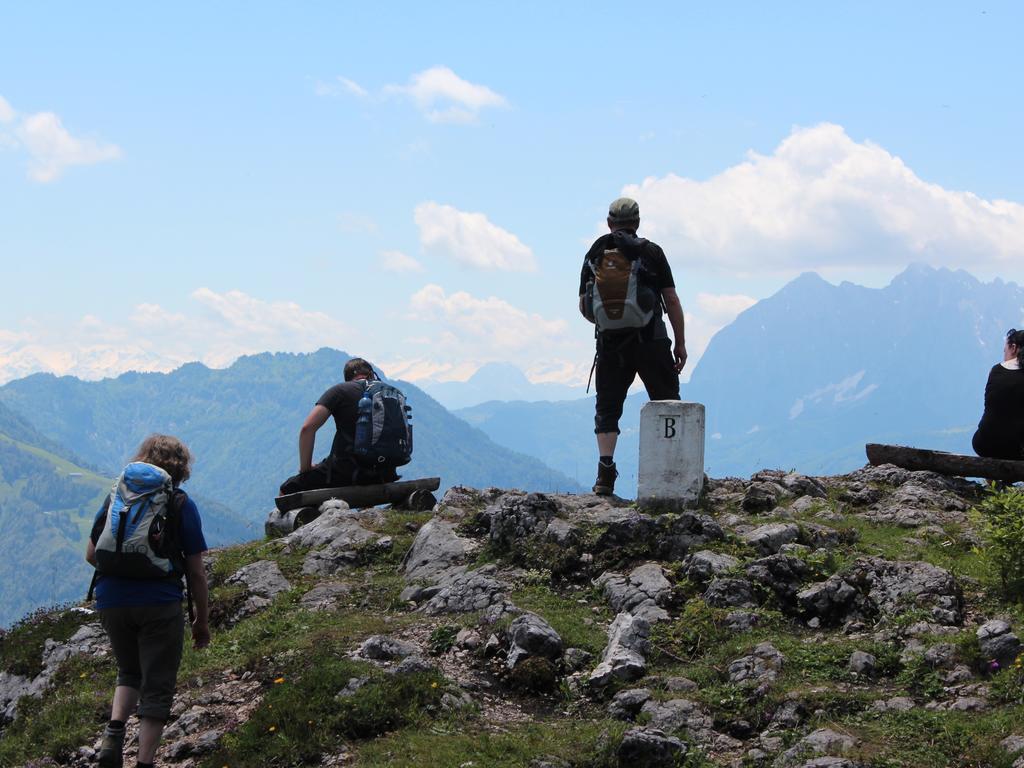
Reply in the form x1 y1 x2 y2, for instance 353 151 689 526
264 506 320 538
866 443 1024 482
274 477 441 513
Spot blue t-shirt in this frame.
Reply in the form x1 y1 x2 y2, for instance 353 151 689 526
91 492 207 610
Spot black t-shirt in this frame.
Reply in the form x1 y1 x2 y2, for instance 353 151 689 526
579 231 675 339
974 364 1024 459
317 381 365 458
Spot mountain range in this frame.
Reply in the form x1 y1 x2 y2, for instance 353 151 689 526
415 362 585 410
2 264 1019 625
459 265 1022 495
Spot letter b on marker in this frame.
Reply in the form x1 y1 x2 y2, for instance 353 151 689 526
663 417 677 439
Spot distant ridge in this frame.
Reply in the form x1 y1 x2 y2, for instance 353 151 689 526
0 349 581 526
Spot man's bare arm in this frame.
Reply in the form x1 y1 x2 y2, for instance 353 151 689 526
662 287 687 373
298 405 331 473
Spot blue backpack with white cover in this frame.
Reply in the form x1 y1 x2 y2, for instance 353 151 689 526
91 462 186 582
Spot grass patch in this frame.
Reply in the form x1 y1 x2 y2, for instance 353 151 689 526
511 584 610 655
0 654 113 766
843 707 1024 767
355 718 627 768
198 647 446 768
0 604 91 677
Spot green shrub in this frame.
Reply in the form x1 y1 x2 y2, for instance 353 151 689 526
971 484 1024 600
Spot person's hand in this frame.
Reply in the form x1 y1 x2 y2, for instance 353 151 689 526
673 343 688 374
192 619 211 650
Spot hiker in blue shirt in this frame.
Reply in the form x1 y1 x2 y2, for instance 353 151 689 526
86 434 210 768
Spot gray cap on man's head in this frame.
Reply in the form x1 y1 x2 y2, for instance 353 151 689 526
608 197 640 223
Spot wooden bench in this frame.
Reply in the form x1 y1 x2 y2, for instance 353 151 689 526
266 477 441 536
866 443 1024 482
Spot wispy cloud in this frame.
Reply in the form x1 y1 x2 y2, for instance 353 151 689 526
378 250 424 273
315 75 368 98
0 95 121 182
382 284 589 385
414 202 536 271
317 66 507 125
625 123 1024 274
0 290 354 384
385 66 507 123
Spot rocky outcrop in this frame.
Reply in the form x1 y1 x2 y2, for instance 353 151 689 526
594 563 672 623
506 613 563 669
589 612 650 687
225 560 292 621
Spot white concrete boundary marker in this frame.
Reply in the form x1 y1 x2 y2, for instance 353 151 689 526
637 401 705 511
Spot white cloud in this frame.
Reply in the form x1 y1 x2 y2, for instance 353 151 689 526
624 123 1024 274
0 289 354 384
383 284 589 386
385 66 507 124
379 250 424 273
315 76 368 98
679 292 757 380
0 96 121 182
414 202 537 271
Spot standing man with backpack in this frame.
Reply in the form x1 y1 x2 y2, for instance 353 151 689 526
86 434 210 768
579 197 687 496
279 357 413 495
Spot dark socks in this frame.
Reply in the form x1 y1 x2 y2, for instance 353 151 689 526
599 456 614 465
137 762 154 768
108 720 125 731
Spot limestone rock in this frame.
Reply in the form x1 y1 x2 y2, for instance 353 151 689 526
607 688 652 720
617 728 687 767
682 550 740 583
728 642 784 695
746 554 811 605
506 613 563 669
704 577 757 609
422 566 509 615
589 612 650 687
978 619 1022 667
357 635 419 661
775 728 858 767
298 582 351 611
743 523 801 555
595 563 672 623
743 482 782 513
282 504 374 551
226 560 292 619
488 492 560 550
848 651 876 676
403 519 478 584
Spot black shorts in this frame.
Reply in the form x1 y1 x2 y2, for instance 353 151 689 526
594 335 679 434
100 602 184 721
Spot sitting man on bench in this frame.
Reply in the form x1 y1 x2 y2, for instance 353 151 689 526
279 357 399 495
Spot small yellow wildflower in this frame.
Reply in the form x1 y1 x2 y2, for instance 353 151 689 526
268 725 276 733
79 672 87 678
431 681 438 688
273 677 286 684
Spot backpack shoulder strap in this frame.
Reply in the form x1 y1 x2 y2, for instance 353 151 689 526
168 488 195 624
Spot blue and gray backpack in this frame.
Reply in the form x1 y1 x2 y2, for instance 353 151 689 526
353 381 413 469
87 462 193 618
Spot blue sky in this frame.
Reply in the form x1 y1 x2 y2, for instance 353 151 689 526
2 1 1023 385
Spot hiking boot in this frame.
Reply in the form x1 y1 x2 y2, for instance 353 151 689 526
97 724 125 768
593 460 618 496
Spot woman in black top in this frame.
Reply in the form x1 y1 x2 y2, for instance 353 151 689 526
973 329 1024 460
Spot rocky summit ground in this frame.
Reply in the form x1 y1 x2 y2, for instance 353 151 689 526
5 465 1024 767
